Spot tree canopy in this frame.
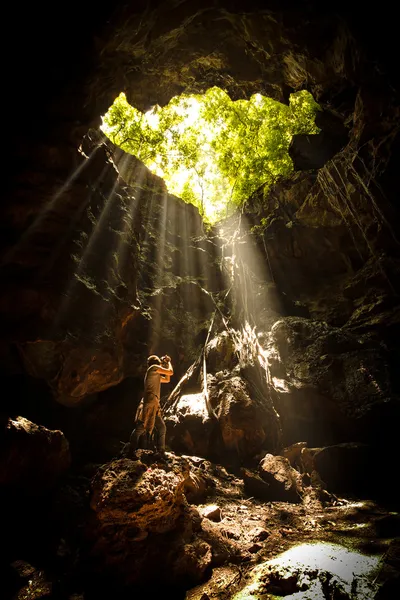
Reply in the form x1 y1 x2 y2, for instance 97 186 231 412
101 87 320 224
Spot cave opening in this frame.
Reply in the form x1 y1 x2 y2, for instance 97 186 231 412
100 86 320 224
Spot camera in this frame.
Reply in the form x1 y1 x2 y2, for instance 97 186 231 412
161 355 170 368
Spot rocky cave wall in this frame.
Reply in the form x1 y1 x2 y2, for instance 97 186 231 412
1 0 400 465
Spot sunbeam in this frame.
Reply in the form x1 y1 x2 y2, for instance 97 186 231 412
146 188 169 355
1 144 103 267
54 164 123 331
53 145 152 339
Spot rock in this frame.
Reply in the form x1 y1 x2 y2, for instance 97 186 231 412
172 539 213 588
250 527 270 542
183 469 215 505
289 109 348 171
242 468 275 502
180 455 219 505
200 504 222 522
165 392 217 458
0 416 70 495
258 454 303 503
185 566 242 600
282 441 308 470
267 316 396 449
90 456 187 534
165 330 278 460
4 133 219 408
51 474 93 540
2 0 400 544
247 543 263 554
205 332 238 373
86 455 212 587
6 561 53 600
375 573 400 600
375 539 400 599
210 375 272 460
300 447 316 475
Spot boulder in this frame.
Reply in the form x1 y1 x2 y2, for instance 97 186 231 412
258 454 303 503
210 376 271 460
165 392 217 457
165 331 278 461
242 468 275 502
0 416 70 495
86 455 212 587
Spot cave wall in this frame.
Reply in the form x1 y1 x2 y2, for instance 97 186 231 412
1 1 399 445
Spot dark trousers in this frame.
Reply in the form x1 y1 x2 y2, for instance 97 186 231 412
129 413 166 452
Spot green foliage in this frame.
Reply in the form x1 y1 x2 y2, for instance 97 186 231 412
101 87 320 224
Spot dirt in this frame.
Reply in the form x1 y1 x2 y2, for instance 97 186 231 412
3 452 399 600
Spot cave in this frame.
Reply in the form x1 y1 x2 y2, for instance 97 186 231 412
2 1 400 598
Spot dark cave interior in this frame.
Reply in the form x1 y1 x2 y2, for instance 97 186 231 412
1 1 400 599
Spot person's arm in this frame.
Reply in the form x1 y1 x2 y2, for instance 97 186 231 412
157 355 173 382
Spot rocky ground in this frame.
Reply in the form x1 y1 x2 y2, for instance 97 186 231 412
2 445 399 600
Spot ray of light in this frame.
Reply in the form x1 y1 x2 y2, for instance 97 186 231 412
54 171 123 329
2 144 103 266
146 187 169 355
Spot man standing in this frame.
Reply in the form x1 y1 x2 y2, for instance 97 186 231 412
129 354 173 456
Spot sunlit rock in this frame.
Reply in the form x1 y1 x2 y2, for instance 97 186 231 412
282 441 308 470
205 331 238 372
259 454 303 503
200 503 222 522
165 328 279 460
165 392 217 457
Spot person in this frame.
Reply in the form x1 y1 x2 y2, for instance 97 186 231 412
128 354 173 456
